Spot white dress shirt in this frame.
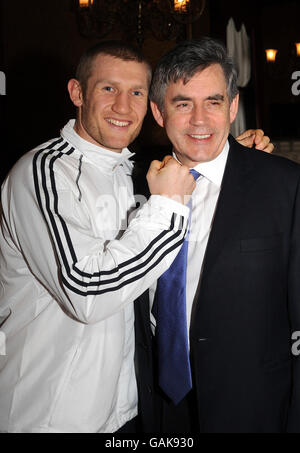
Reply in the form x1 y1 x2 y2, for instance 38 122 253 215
150 140 229 333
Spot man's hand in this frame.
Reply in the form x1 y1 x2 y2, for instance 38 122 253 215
236 129 274 153
147 156 196 205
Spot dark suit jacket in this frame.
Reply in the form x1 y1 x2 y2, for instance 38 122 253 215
134 135 300 433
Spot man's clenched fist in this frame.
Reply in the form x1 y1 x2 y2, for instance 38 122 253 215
146 156 196 205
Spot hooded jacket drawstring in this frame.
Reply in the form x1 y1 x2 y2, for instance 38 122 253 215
76 154 83 202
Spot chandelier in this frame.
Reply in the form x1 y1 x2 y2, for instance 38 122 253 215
76 0 206 46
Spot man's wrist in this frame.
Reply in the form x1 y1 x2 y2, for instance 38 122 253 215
148 194 190 218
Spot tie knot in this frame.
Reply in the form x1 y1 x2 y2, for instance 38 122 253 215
189 169 201 181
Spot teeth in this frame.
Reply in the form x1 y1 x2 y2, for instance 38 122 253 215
107 119 130 127
190 134 211 139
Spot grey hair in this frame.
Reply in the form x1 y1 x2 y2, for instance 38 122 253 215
150 37 239 112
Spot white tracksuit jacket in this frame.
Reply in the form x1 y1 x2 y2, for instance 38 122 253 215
0 120 189 433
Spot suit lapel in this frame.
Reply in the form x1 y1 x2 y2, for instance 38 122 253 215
198 137 254 287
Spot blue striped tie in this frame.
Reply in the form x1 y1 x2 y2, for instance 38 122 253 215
152 169 200 405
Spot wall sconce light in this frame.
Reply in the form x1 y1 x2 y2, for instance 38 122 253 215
79 0 94 7
265 43 300 63
265 49 278 63
265 43 300 80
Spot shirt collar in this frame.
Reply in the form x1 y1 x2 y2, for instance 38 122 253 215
61 119 135 173
173 140 229 188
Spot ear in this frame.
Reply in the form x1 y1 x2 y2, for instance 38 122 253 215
68 79 83 108
150 101 164 128
229 93 239 124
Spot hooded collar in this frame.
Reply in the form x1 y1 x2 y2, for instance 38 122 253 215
61 119 135 174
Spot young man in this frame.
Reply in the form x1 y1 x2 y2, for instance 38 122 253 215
135 37 300 433
0 41 195 433
0 40 272 433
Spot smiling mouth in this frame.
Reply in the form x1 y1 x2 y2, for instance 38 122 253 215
189 134 212 139
106 119 131 127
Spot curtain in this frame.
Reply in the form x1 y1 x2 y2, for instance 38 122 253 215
226 18 251 137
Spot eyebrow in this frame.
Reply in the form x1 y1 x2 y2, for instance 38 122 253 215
171 95 193 103
95 80 148 91
131 86 148 92
207 94 224 101
171 93 225 103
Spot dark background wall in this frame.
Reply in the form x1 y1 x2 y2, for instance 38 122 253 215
0 0 299 183
260 1 300 139
210 0 300 138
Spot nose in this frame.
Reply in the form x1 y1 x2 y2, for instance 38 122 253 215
112 92 131 115
189 104 206 126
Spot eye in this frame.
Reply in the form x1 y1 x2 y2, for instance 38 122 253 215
205 100 221 110
103 86 115 93
176 103 191 111
208 99 223 107
132 90 143 96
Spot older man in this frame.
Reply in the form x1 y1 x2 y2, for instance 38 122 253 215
135 37 300 433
